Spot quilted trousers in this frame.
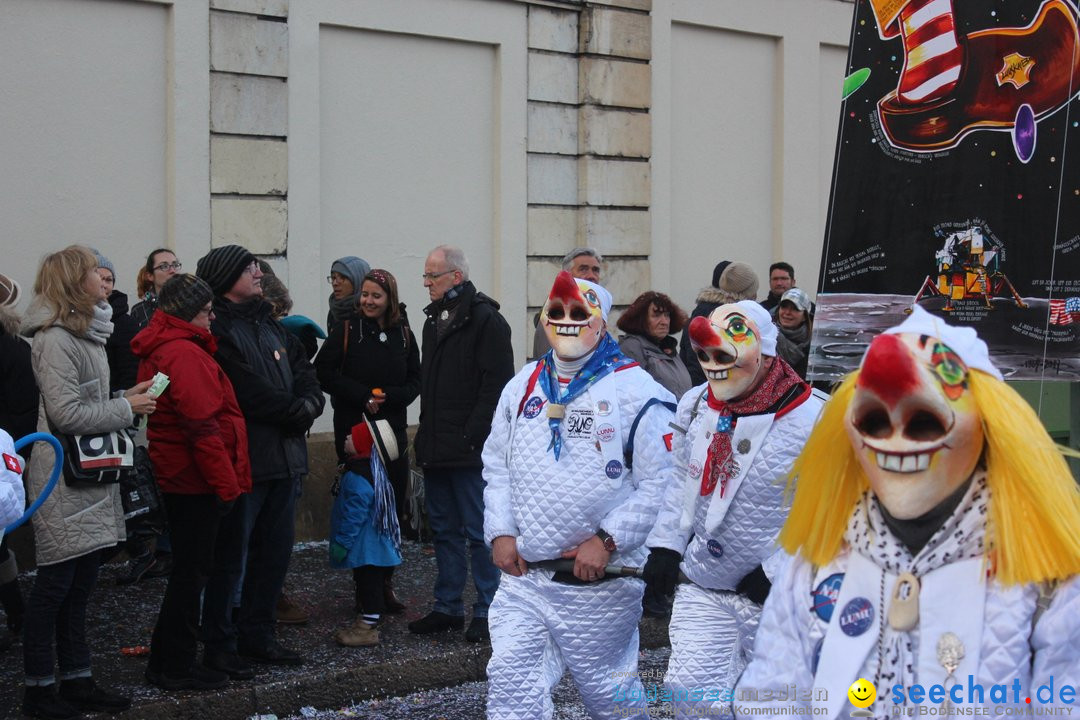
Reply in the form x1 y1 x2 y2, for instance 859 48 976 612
487 571 649 720
665 583 761 719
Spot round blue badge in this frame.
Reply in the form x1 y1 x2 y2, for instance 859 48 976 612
706 539 724 558
605 460 623 479
811 573 844 623
523 396 544 419
839 597 875 637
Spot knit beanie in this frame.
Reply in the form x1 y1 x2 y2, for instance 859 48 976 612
196 245 256 296
710 260 732 289
718 262 760 301
91 248 116 279
158 274 214 322
0 273 20 307
330 256 370 290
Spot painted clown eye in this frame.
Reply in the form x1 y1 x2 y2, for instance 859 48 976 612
726 315 753 341
584 289 599 307
930 341 968 400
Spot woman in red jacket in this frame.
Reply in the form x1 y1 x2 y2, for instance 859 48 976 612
131 274 251 691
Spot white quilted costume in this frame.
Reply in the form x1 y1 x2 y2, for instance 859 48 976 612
483 359 676 720
736 487 1080 718
646 383 825 718
1 429 27 533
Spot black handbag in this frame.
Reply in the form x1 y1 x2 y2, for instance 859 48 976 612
120 446 166 537
48 420 136 487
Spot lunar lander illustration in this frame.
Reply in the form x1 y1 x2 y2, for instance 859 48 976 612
911 227 1028 311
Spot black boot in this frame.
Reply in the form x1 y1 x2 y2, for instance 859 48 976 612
58 677 131 714
22 685 82 720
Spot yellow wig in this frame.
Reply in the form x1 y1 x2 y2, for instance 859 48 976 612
779 370 1080 585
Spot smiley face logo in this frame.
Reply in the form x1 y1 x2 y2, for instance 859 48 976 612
848 678 876 709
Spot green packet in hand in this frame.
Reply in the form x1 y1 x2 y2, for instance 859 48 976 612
148 372 170 398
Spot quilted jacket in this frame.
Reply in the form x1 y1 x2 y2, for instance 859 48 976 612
0 429 26 529
21 298 131 566
735 553 1080 718
482 361 677 567
618 333 693 400
131 311 251 501
646 383 825 590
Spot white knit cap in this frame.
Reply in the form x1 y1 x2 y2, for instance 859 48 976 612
734 299 778 356
577 278 613 321
879 305 1002 380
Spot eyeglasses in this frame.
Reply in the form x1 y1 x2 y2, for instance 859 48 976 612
421 270 455 282
242 261 260 276
153 261 182 272
196 305 215 318
327 274 348 284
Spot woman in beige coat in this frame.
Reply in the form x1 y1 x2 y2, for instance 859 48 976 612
19 246 157 720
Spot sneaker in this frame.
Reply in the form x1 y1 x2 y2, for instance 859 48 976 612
145 665 229 691
407 610 464 634
275 592 309 625
334 617 380 647
22 685 81 720
115 552 156 586
203 650 255 680
237 639 305 666
465 616 490 644
58 677 130 714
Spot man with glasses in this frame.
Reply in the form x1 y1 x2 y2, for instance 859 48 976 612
409 245 513 644
195 245 325 673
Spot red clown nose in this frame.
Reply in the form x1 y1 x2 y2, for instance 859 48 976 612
857 333 920 407
688 315 723 348
548 270 583 303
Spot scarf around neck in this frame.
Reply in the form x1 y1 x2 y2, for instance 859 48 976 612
844 473 988 714
701 356 805 495
537 332 634 460
85 300 114 345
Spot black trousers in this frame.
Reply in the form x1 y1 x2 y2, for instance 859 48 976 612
149 493 220 674
353 565 394 614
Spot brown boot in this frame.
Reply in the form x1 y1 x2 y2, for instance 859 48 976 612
275 592 310 625
383 577 406 614
334 617 379 647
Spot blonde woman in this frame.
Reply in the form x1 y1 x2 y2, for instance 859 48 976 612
19 246 157 720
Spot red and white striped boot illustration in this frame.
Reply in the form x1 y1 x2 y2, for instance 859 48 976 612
870 0 1080 151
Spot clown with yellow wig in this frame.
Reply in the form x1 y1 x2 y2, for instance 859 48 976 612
736 307 1080 718
483 271 677 719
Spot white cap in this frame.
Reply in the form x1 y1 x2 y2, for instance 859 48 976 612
578 278 613 321
734 299 778 356
881 305 1002 380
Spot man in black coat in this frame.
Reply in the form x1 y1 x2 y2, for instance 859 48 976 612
409 245 513 644
196 245 324 674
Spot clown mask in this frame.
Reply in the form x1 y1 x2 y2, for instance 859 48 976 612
688 303 769 401
542 271 606 360
846 332 984 519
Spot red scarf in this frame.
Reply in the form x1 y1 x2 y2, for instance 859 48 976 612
701 357 805 496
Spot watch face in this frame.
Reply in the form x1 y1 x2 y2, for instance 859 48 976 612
603 537 616 552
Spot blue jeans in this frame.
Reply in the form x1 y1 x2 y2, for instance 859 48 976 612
423 467 499 618
202 475 300 652
23 550 102 683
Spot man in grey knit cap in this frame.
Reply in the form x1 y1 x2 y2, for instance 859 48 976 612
196 245 324 672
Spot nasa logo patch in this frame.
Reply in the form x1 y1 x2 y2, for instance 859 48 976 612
523 396 545 419
605 460 623 479
596 423 616 443
811 573 844 623
706 539 724 558
839 597 875 637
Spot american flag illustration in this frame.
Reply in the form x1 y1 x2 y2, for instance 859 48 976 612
1048 297 1080 325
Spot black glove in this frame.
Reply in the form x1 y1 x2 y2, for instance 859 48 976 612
285 397 318 433
216 497 236 517
641 547 682 598
736 564 772 605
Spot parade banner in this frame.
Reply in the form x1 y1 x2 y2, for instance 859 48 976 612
811 0 1080 382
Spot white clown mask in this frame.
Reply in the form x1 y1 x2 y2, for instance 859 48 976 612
541 271 608 360
846 331 984 519
688 302 771 401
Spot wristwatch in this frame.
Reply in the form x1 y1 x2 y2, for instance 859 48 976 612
595 528 617 553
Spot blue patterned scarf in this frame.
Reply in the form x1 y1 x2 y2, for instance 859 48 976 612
537 333 634 460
